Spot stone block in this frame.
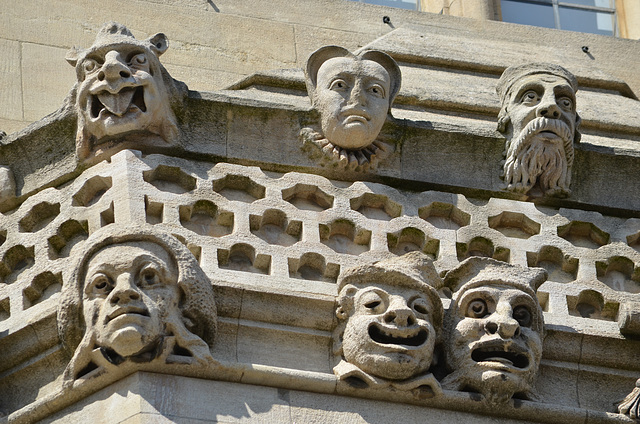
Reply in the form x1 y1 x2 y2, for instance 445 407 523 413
164 64 245 92
21 43 75 122
0 39 23 121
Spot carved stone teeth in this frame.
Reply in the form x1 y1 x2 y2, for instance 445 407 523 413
368 324 428 347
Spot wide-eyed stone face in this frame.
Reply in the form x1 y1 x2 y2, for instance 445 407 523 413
508 74 577 145
445 284 543 399
82 241 179 358
341 282 437 380
315 57 391 150
75 44 168 144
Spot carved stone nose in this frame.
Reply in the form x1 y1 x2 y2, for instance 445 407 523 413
537 98 561 119
384 300 416 326
109 276 140 304
485 313 521 338
98 51 132 83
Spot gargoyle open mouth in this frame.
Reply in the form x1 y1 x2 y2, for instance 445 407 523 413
471 346 529 369
368 323 428 347
90 86 146 118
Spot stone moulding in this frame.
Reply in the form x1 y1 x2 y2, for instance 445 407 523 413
4 360 631 424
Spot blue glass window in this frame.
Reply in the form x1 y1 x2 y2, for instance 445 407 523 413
500 0 616 36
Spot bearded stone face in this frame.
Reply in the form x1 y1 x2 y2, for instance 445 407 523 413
82 241 180 359
444 283 544 403
501 74 578 196
340 282 438 380
315 57 391 150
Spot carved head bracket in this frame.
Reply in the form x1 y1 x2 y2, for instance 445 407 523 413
496 63 581 198
442 257 547 404
66 22 185 161
334 252 443 388
57 227 217 386
302 46 401 172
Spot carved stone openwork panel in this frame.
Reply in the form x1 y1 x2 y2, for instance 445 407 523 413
496 63 581 198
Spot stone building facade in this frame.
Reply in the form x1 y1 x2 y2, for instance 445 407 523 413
1 1 640 423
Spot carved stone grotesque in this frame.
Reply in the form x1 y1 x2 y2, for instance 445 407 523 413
66 22 185 160
333 252 443 390
302 46 401 171
497 63 581 197
442 257 547 404
618 378 640 419
58 228 217 385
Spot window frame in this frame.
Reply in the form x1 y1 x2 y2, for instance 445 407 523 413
501 0 618 36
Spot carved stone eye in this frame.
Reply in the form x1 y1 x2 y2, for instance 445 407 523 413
139 267 160 287
83 59 97 73
411 297 430 315
359 290 385 313
513 305 532 327
558 97 573 110
521 90 539 104
90 274 113 296
329 79 348 91
131 54 147 65
466 299 489 318
368 84 385 98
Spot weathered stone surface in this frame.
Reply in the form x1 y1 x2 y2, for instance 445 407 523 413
497 63 580 197
0 39 22 122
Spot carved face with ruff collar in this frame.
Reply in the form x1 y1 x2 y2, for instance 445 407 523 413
67 22 180 159
335 252 443 381
442 258 547 404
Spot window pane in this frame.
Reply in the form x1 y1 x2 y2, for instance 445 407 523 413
501 0 556 29
559 0 613 7
345 0 417 10
558 6 615 35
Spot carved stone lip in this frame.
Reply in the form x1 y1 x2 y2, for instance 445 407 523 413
367 322 429 348
341 108 371 123
106 305 150 323
89 85 146 120
527 117 570 141
470 340 530 370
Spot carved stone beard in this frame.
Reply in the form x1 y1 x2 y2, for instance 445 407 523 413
502 117 573 197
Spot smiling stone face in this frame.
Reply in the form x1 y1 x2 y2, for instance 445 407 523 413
315 56 391 150
67 22 180 160
82 241 179 358
341 283 438 380
442 257 546 403
334 252 443 382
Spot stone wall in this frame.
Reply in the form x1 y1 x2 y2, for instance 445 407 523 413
2 1 640 423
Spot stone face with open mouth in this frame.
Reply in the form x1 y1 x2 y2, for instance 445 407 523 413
66 22 180 160
444 283 544 402
340 283 439 381
82 241 180 359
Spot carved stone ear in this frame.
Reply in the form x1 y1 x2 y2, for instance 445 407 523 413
148 33 168 56
66 47 80 67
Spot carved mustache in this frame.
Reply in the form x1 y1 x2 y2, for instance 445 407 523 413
520 117 572 143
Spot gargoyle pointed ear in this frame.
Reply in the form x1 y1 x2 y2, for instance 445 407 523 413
66 47 80 67
148 33 168 56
